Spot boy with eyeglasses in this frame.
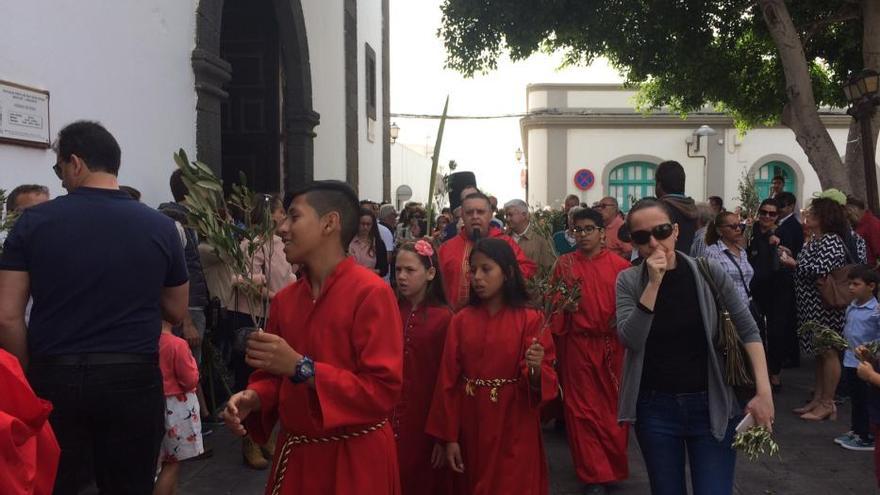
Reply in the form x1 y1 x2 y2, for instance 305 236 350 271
551 208 632 495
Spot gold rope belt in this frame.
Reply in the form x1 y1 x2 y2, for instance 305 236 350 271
269 419 388 495
463 376 519 403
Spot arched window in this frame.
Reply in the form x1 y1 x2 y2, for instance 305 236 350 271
754 161 796 199
607 161 657 212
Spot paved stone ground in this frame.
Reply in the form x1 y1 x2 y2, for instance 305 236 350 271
177 357 878 494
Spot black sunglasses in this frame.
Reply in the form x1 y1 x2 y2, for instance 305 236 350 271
721 223 746 231
630 223 674 245
52 161 63 179
758 209 778 217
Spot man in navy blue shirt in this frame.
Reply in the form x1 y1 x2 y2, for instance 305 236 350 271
0 121 189 494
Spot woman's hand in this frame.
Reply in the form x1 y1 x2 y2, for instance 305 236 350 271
430 443 446 469
446 442 465 473
645 245 668 285
745 392 775 431
778 247 796 268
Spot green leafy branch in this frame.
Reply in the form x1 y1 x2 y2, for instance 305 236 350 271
172 150 275 328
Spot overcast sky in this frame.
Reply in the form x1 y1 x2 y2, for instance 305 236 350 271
389 0 622 204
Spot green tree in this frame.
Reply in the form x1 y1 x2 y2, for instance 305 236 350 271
440 0 880 199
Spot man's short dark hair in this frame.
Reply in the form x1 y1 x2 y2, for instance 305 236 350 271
776 192 797 209
53 121 121 175
708 196 724 210
289 180 360 247
571 206 605 228
655 161 686 195
170 169 188 202
5 184 49 213
772 175 785 183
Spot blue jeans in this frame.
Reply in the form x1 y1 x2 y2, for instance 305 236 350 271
634 390 738 495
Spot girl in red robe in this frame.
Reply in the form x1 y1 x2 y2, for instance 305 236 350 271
426 238 558 495
394 239 454 495
551 208 631 493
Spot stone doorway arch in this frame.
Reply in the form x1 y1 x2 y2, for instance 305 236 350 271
192 0 319 193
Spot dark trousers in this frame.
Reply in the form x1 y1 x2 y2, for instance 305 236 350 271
27 362 165 495
635 390 738 495
754 273 798 375
845 367 872 439
229 310 261 392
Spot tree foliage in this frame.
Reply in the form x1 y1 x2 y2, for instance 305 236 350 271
439 0 862 129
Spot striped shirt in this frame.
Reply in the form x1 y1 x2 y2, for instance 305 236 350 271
705 241 754 305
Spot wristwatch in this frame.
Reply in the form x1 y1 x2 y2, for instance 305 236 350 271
290 355 315 384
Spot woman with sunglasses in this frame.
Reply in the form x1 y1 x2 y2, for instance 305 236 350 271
748 199 786 391
615 199 773 495
704 212 753 307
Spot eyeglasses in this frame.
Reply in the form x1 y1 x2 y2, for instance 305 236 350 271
594 203 615 209
720 223 746 231
630 223 674 245
52 161 63 180
570 225 601 235
758 209 778 217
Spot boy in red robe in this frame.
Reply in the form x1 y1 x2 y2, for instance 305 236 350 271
223 181 403 495
439 192 536 310
552 208 631 494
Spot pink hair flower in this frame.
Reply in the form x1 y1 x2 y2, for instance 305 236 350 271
414 239 434 258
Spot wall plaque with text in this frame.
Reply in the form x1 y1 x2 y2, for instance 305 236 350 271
0 80 50 148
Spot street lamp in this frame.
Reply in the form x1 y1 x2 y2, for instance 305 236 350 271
390 122 400 144
843 69 880 213
515 147 523 162
686 125 717 199
691 125 717 152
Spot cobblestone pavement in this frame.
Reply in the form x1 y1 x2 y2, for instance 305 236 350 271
177 357 878 494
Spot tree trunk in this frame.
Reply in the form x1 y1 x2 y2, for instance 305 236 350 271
760 0 850 192
847 0 880 201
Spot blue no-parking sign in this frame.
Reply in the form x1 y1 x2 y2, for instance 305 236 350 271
573 168 595 191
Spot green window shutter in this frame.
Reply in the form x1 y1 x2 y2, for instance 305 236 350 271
607 162 657 212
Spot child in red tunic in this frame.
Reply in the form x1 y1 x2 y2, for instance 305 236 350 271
394 239 454 495
426 238 558 495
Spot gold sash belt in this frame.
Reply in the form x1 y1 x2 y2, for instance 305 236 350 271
269 419 388 495
463 376 520 403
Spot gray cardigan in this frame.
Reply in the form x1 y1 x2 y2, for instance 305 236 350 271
615 252 762 440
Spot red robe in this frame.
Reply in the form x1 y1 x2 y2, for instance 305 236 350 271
0 349 59 495
426 305 557 495
551 249 630 484
394 302 454 495
438 228 537 310
245 257 403 495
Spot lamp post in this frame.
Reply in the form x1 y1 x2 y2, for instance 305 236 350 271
389 122 400 144
843 69 880 213
686 125 717 199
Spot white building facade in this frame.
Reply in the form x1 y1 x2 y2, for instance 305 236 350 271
0 0 390 206
521 83 875 211
389 142 433 208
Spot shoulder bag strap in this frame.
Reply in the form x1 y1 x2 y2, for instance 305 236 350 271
721 250 752 299
697 257 728 312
